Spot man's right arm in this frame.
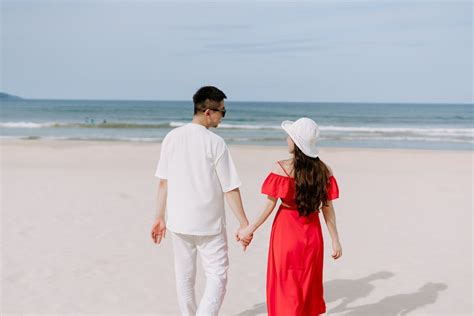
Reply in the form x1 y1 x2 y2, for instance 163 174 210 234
224 188 253 250
214 143 253 249
224 187 249 227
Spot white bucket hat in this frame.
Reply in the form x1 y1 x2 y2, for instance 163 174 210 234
281 117 320 158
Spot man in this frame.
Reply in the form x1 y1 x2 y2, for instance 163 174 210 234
151 86 252 316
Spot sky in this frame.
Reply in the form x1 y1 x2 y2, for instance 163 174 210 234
1 0 472 103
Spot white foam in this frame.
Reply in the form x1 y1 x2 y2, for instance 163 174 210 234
0 122 57 128
168 121 473 135
320 126 473 137
3 121 472 137
169 121 280 130
169 121 187 127
332 136 474 143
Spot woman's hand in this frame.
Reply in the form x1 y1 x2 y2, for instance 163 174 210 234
237 225 254 241
235 225 254 251
331 240 342 259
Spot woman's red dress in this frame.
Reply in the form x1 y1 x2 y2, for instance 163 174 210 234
261 165 339 315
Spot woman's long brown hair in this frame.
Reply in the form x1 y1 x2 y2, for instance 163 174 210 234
293 145 330 217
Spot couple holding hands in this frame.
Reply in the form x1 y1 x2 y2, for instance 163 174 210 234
151 86 342 316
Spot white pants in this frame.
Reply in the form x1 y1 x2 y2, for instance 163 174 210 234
171 230 229 316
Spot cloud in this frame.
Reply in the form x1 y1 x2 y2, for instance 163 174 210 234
201 38 324 54
172 24 252 31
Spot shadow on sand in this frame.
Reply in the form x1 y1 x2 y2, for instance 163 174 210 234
235 271 447 316
328 282 448 315
326 271 395 313
236 302 267 316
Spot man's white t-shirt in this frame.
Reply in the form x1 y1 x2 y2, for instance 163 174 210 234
155 123 241 235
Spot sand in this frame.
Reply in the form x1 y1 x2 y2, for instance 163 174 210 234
1 139 472 315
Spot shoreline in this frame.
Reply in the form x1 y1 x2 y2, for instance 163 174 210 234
1 138 472 153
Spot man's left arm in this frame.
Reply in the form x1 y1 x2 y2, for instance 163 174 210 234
151 179 167 244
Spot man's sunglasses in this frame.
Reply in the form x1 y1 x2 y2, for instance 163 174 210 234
207 108 226 118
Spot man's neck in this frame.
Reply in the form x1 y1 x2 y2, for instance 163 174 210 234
191 116 209 129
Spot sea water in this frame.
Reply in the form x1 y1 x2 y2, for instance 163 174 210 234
1 99 472 150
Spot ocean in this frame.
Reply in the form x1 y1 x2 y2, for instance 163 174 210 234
1 99 472 150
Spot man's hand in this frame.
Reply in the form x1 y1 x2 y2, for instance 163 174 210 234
151 217 167 244
237 225 253 241
235 224 254 251
239 234 253 250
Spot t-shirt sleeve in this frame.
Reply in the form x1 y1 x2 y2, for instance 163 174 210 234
155 135 170 179
215 145 241 192
327 176 340 201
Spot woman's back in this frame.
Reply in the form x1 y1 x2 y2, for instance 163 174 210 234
263 159 337 213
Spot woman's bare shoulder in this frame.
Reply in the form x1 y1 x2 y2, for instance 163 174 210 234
270 162 285 175
271 159 293 176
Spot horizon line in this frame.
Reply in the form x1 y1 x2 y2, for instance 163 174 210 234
1 95 472 106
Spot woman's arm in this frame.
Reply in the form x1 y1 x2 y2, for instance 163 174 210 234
238 196 278 240
321 200 342 259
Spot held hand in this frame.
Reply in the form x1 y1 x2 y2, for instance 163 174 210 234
235 225 254 251
331 240 342 260
151 217 167 244
239 233 253 249
237 226 254 241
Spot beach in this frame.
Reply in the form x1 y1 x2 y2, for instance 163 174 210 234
1 139 472 315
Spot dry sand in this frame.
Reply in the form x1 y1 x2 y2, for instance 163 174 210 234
1 139 472 315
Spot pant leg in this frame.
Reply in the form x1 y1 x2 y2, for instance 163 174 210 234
171 232 198 316
195 230 229 316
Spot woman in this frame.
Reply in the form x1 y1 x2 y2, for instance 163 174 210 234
238 117 342 315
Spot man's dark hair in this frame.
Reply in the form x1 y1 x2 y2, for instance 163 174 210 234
193 86 227 115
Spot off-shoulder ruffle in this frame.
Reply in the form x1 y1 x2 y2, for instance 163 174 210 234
261 172 339 201
327 176 339 201
261 173 294 199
